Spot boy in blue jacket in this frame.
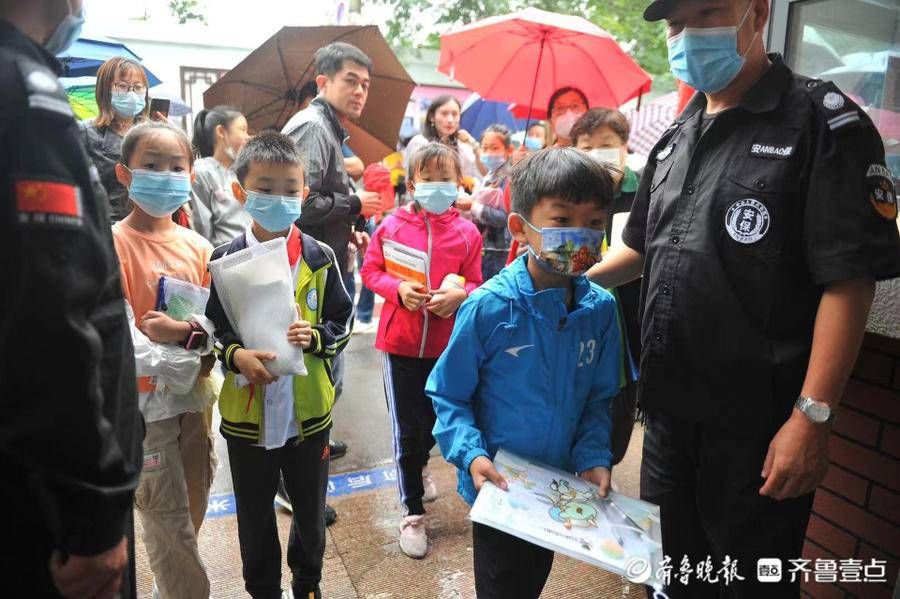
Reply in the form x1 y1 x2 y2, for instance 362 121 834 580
427 148 621 599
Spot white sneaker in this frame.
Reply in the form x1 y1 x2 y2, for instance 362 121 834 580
422 467 438 502
281 591 294 599
399 515 428 558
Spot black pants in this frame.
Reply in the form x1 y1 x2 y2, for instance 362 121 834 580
382 353 438 516
473 522 554 599
227 428 330 599
640 411 814 599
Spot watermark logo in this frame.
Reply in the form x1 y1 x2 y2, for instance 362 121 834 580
757 558 783 583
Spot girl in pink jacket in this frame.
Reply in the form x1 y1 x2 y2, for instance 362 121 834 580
361 142 483 559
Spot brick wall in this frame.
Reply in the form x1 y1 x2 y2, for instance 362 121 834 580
801 333 900 598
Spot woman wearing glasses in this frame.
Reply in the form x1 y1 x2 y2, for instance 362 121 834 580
79 57 155 222
547 87 589 148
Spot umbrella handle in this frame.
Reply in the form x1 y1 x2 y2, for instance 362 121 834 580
524 35 547 134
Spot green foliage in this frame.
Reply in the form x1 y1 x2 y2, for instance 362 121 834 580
168 0 208 25
379 0 670 78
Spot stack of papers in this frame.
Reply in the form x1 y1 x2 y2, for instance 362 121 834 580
382 238 429 289
470 449 664 588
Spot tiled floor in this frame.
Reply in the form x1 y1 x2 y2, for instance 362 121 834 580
135 448 645 598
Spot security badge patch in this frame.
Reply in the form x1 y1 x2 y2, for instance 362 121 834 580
306 288 319 311
725 198 770 244
867 164 898 220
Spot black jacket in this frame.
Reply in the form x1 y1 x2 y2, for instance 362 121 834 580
0 18 142 591
282 98 362 276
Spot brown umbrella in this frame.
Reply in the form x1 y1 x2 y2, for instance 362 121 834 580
204 25 415 165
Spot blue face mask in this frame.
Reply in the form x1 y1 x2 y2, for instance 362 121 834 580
480 153 506 172
524 136 544 151
45 4 84 55
112 91 146 117
413 182 458 214
244 190 303 233
127 169 192 217
666 1 756 94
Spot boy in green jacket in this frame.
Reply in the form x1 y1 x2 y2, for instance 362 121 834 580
206 133 352 599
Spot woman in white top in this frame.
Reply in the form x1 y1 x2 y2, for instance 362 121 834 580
190 105 251 247
404 95 487 184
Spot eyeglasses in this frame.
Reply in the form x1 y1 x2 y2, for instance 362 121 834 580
550 102 587 117
112 82 146 94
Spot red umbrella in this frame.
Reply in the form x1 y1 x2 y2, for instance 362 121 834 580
439 7 652 122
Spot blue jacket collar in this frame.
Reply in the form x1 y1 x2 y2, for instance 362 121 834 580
503 255 596 326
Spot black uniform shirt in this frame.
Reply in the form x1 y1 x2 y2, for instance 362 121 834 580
0 19 142 557
622 54 900 425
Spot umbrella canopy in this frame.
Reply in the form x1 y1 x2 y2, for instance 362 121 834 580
439 7 652 121
624 92 678 157
204 26 415 166
60 76 191 120
58 36 161 85
460 93 530 139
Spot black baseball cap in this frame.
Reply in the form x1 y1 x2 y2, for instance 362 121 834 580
644 0 679 21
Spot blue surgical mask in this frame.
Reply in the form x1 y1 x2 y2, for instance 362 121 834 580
44 3 84 55
127 169 192 217
112 91 146 117
524 136 544 151
667 0 756 94
244 190 303 233
413 182 458 214
518 215 605 277
480 153 506 172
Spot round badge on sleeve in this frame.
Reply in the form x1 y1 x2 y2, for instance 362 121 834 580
306 288 319 311
866 164 898 220
725 198 770 244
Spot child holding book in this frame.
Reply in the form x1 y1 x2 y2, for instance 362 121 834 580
360 142 483 559
427 148 622 598
112 121 216 598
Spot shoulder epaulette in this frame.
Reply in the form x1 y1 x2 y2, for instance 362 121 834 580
803 79 862 131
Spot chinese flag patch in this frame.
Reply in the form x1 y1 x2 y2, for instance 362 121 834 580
16 180 82 219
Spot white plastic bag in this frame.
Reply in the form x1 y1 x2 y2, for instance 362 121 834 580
126 301 201 396
208 237 307 378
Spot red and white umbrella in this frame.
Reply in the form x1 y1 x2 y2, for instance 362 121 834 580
439 8 652 124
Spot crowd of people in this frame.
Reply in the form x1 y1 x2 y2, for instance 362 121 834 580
2 1 899 599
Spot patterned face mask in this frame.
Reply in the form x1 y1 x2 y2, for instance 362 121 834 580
517 215 605 276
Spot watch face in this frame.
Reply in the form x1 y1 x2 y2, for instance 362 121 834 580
808 402 830 423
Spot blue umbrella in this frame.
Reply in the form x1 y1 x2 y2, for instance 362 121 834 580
460 92 530 140
57 36 161 86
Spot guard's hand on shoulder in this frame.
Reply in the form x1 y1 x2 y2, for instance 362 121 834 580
139 311 190 345
469 456 508 492
233 348 278 385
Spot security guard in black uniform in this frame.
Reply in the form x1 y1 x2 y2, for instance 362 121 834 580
0 2 142 598
589 0 900 597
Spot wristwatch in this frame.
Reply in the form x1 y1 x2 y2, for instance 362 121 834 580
794 396 835 425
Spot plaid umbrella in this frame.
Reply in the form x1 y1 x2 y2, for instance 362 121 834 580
625 92 678 157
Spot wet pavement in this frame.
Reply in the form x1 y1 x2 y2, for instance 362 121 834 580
135 331 646 598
